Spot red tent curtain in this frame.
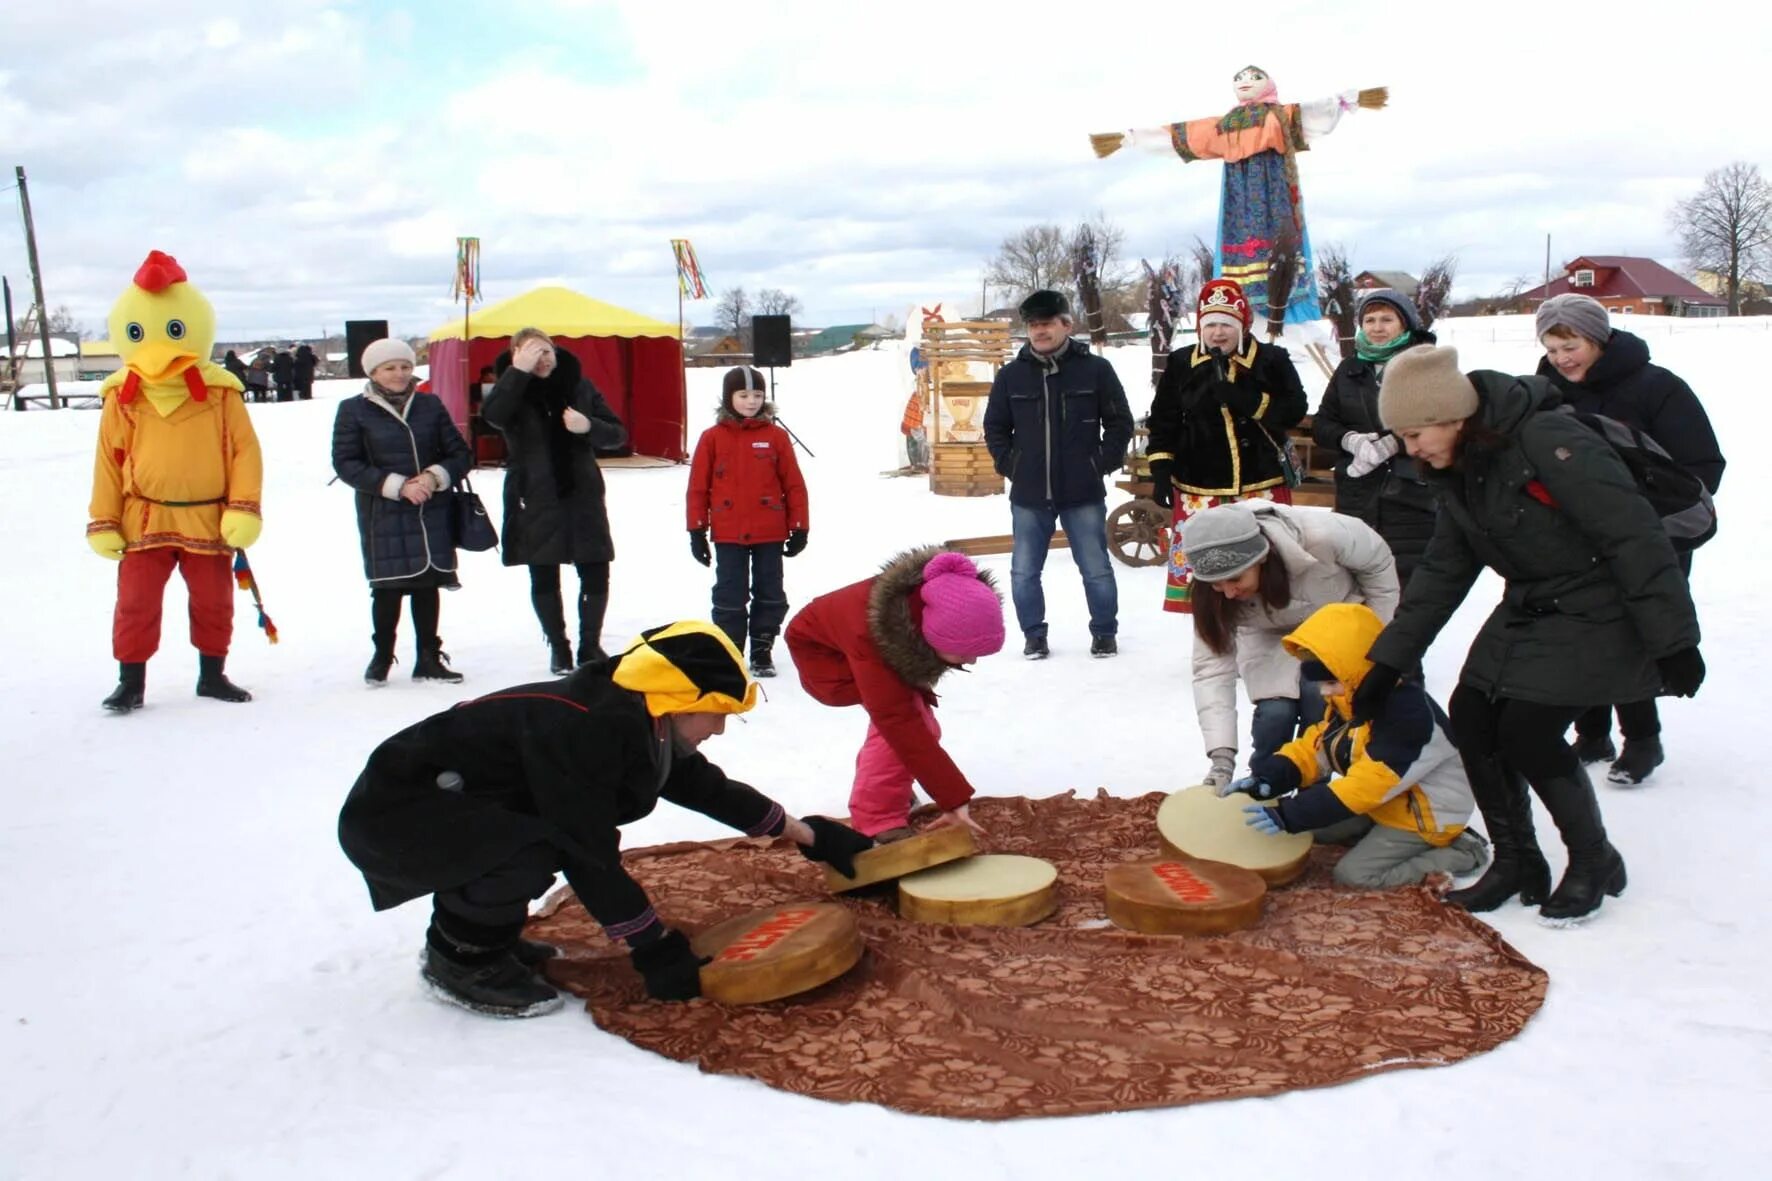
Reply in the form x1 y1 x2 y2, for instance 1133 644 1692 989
427 334 686 462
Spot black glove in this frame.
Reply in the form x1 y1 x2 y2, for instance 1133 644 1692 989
1243 753 1303 799
797 815 875 879
1349 662 1401 724
784 528 808 558
1658 646 1705 698
688 528 711 567
1147 459 1174 509
629 929 707 1001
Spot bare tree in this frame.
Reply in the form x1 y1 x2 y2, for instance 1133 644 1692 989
1671 162 1772 314
1185 236 1216 297
1414 253 1458 330
984 224 1072 308
47 304 86 341
1317 243 1357 360
754 288 802 318
713 287 750 340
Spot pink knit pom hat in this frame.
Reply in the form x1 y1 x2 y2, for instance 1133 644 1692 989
918 552 1005 659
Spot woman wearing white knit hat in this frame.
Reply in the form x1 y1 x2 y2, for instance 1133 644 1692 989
1355 344 1704 924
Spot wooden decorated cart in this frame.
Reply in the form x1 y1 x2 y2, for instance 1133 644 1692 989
1104 420 1337 567
919 319 1012 497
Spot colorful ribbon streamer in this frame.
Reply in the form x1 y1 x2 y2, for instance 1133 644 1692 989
233 550 279 644
671 238 707 300
452 237 481 302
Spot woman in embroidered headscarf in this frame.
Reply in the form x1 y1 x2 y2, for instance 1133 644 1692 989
1146 278 1308 616
1311 288 1438 588
1093 67 1386 332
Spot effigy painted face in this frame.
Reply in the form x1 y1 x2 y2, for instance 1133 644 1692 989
1232 66 1276 105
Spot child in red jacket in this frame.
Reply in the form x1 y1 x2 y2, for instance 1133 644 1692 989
784 547 1005 838
686 367 810 677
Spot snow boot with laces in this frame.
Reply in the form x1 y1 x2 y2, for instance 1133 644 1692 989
413 639 464 683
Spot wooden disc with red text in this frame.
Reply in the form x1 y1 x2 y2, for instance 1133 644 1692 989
691 902 864 1005
823 824 978 893
1103 857 1268 936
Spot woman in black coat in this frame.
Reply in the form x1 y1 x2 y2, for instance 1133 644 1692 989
482 327 629 673
1361 345 1704 925
1312 288 1438 588
331 338 474 685
1534 293 1726 784
1146 278 1308 614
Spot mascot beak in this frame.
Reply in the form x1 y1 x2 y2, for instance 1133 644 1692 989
127 341 198 382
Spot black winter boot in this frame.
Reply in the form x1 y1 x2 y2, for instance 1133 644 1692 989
102 662 147 712
1606 737 1664 786
531 582 574 675
547 636 575 676
1574 731 1618 764
577 590 610 667
513 938 558 968
196 654 252 703
412 640 464 683
1445 756 1551 913
1534 767 1627 924
364 636 397 686
749 633 777 678
421 923 561 1018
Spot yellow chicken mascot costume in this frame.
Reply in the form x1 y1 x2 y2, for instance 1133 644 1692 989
87 250 264 711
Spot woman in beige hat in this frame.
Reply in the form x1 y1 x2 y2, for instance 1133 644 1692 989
1357 344 1704 924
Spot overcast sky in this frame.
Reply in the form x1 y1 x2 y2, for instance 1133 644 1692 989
2 0 1767 341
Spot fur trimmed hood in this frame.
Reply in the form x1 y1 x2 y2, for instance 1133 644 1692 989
865 545 999 689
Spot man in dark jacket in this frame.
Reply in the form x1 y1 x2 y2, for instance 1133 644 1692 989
292 343 318 400
1534 293 1725 784
338 620 873 1018
983 290 1135 658
271 347 294 402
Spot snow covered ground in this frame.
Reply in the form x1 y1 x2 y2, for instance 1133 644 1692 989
3 316 1766 1178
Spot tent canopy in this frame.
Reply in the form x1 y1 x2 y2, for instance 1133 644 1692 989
429 286 680 342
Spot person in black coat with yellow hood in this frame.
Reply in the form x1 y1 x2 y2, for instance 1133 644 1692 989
483 327 629 674
1533 293 1725 785
1146 278 1308 613
338 620 874 1018
1312 288 1438 588
1356 345 1704 925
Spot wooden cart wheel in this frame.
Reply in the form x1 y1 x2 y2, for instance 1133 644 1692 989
1107 498 1170 568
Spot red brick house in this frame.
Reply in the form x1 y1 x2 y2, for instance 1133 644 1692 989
1518 256 1726 317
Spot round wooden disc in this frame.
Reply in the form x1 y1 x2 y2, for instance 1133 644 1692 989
1103 858 1267 935
824 824 978 892
897 854 1058 927
1156 786 1313 886
692 902 863 1005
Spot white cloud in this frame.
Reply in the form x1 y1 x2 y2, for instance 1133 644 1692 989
2 0 1769 336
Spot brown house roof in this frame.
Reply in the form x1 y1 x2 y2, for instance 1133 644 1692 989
1521 256 1724 306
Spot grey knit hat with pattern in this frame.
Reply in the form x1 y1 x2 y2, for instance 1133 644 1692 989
1535 293 1610 345
1378 344 1479 431
1181 504 1271 582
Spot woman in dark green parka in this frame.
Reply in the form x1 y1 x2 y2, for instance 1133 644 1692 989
1353 345 1704 925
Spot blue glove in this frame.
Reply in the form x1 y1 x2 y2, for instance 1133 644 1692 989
1227 775 1282 801
1243 804 1285 835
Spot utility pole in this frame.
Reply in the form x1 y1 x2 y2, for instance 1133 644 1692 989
16 166 59 409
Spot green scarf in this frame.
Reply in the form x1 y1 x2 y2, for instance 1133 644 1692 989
1355 329 1416 364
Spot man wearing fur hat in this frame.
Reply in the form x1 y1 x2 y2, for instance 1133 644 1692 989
338 620 874 1018
982 290 1135 659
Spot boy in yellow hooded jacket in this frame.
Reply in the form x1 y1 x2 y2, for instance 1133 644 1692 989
1228 602 1489 888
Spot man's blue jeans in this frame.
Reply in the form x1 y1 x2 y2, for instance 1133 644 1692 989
1010 499 1118 639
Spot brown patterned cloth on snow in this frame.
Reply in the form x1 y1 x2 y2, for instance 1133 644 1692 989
530 791 1547 1119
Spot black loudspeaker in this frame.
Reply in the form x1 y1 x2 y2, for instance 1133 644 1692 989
344 319 391 378
751 314 792 368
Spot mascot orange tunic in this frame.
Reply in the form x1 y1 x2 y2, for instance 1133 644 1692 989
86 251 264 710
